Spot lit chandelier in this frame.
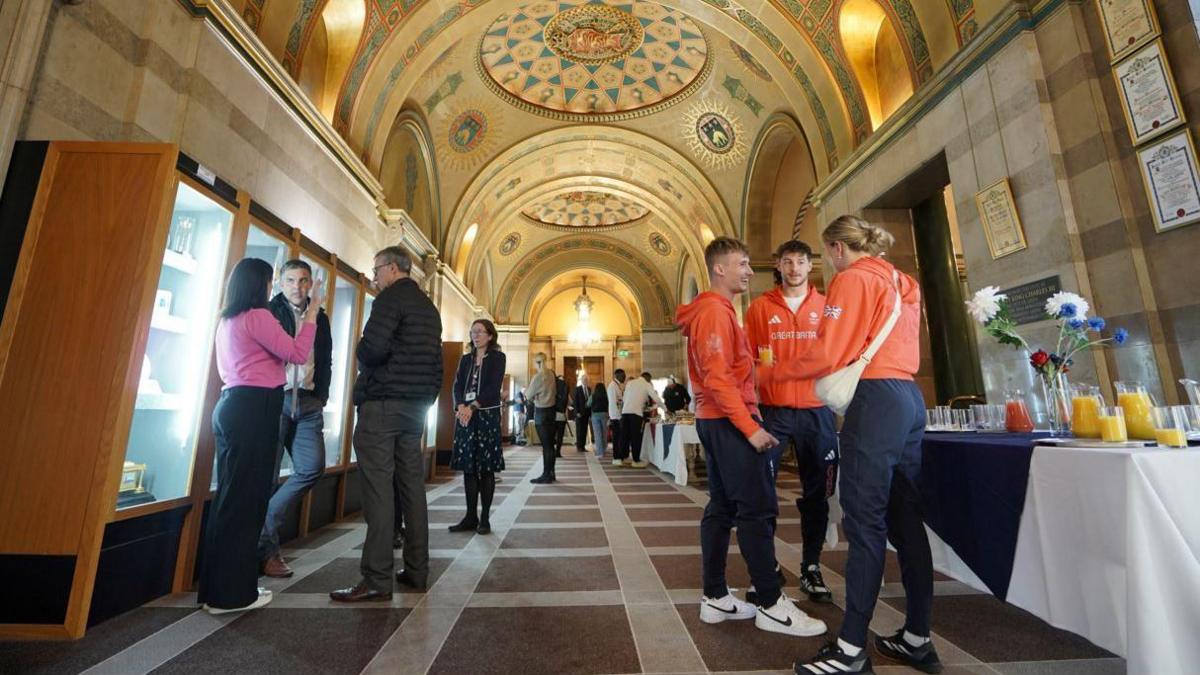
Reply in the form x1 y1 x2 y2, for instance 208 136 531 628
568 276 600 346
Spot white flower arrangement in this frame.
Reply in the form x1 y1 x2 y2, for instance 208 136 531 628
964 286 1006 324
1044 291 1089 321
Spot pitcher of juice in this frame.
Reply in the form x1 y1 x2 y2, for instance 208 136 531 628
1005 389 1034 432
1115 381 1156 440
1070 383 1104 438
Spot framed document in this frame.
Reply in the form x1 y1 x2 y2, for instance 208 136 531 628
1137 130 1200 233
1095 0 1160 62
1114 40 1184 145
975 178 1027 259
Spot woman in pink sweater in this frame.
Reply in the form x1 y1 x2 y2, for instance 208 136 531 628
199 257 322 614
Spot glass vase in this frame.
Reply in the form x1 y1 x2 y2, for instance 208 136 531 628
1040 372 1072 436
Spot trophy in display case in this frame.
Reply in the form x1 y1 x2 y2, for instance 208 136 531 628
167 215 196 257
116 460 155 507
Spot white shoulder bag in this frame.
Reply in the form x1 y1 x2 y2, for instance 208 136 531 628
814 270 902 415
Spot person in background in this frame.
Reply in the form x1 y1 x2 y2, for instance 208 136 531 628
606 369 627 466
526 353 558 483
572 372 591 453
258 260 332 579
765 216 937 675
332 246 442 602
201 258 320 614
675 237 826 638
620 371 664 468
448 319 506 535
663 374 692 416
513 391 529 445
589 381 610 458
745 240 836 605
553 373 569 457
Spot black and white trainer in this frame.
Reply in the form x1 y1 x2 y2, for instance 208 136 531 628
799 563 833 603
699 593 756 624
875 629 943 673
794 642 873 674
755 595 827 637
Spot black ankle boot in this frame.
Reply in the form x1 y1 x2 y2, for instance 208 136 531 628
448 516 478 532
476 521 491 535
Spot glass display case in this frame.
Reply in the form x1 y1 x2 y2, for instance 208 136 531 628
325 275 357 467
119 182 233 509
350 291 376 464
212 223 291 490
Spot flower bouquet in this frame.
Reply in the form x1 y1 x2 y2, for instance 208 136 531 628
966 287 1127 434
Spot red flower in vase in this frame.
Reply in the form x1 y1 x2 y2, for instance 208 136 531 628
1030 350 1051 369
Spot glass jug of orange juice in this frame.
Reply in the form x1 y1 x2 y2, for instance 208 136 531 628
1005 389 1034 432
1070 383 1104 438
1115 381 1156 440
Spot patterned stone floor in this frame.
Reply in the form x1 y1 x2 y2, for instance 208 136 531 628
1 446 1123 674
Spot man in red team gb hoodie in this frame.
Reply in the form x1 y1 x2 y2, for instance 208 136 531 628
745 239 837 605
675 237 826 638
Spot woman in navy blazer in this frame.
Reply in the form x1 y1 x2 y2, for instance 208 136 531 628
449 319 506 534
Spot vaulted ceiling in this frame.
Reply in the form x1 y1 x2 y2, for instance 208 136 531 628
234 0 1002 325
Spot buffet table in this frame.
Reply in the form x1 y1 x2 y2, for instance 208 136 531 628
643 422 700 485
920 433 1199 674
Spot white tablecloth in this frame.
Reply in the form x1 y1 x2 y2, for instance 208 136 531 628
1007 445 1200 674
645 423 700 485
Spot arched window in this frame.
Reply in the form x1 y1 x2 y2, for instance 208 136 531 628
839 0 914 130
297 0 365 121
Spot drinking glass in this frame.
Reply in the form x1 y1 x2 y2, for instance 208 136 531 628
1153 406 1189 448
1099 406 1128 443
954 408 971 431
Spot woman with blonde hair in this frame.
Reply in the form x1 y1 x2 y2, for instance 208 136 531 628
766 215 940 674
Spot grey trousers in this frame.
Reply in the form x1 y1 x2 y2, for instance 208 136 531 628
258 391 326 560
353 398 429 592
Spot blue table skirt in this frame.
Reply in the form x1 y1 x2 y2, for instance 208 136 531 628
919 432 1048 600
661 424 676 458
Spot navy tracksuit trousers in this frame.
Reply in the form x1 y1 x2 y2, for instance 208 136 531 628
697 417 782 608
838 378 934 647
760 405 838 565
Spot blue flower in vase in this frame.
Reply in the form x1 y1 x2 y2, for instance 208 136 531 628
1058 303 1077 318
1088 317 1106 332
1113 328 1129 345
1068 318 1086 331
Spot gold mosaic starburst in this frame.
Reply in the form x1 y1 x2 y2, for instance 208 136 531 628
435 98 504 172
679 99 746 171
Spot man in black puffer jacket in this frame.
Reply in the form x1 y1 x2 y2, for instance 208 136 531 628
332 246 442 603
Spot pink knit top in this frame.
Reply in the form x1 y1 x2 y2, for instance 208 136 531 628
215 308 316 389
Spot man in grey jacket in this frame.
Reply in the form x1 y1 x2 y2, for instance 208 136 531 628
526 352 558 484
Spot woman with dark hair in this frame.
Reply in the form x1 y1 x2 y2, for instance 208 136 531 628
589 382 609 458
448 318 506 534
199 257 322 614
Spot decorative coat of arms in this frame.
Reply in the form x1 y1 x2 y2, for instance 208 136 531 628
544 5 645 65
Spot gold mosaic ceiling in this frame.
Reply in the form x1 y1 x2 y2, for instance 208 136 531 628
521 190 650 227
478 1 710 119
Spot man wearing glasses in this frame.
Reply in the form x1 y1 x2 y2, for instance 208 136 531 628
331 247 443 601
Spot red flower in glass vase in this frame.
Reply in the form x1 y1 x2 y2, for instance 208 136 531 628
1029 350 1051 370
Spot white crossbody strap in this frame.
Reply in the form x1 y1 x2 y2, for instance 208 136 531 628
859 270 902 364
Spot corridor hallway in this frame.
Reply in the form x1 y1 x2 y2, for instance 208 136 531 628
2 447 1121 674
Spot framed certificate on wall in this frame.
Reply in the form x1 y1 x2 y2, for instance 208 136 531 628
1095 0 1160 62
1113 40 1185 145
975 178 1028 259
1136 130 1200 233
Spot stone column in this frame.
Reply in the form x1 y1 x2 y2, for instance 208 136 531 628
641 327 684 380
497 324 531 389
0 0 53 194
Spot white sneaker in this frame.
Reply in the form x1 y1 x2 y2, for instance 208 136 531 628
755 595 827 637
612 459 623 466
631 460 648 468
203 588 272 615
700 593 756 624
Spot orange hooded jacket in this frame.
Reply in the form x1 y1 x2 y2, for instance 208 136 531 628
675 290 763 439
772 256 922 383
745 285 826 408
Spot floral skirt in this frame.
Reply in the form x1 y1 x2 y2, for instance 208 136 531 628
450 407 505 475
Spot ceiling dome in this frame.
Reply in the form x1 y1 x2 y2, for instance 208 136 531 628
522 190 650 227
478 0 710 121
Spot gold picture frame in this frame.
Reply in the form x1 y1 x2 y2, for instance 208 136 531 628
975 178 1028 259
1136 129 1200 233
1113 39 1185 146
1095 0 1160 63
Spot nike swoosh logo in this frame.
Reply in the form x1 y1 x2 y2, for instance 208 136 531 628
760 610 793 627
706 603 740 614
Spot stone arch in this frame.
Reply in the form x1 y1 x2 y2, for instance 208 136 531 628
741 113 819 261
378 108 441 246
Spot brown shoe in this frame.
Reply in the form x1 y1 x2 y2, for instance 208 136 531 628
261 555 293 578
329 581 392 603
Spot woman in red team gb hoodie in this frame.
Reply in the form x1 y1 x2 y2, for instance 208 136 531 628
767 216 941 675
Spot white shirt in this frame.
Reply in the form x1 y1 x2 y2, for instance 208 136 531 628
784 294 804 313
607 380 624 418
621 378 663 417
285 302 316 392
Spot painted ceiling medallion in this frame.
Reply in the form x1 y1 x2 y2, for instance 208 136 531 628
499 232 522 256
680 100 746 171
478 0 710 121
648 231 672 256
436 100 503 172
448 109 488 153
522 190 649 227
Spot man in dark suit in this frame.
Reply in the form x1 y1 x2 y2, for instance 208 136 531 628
572 373 591 453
